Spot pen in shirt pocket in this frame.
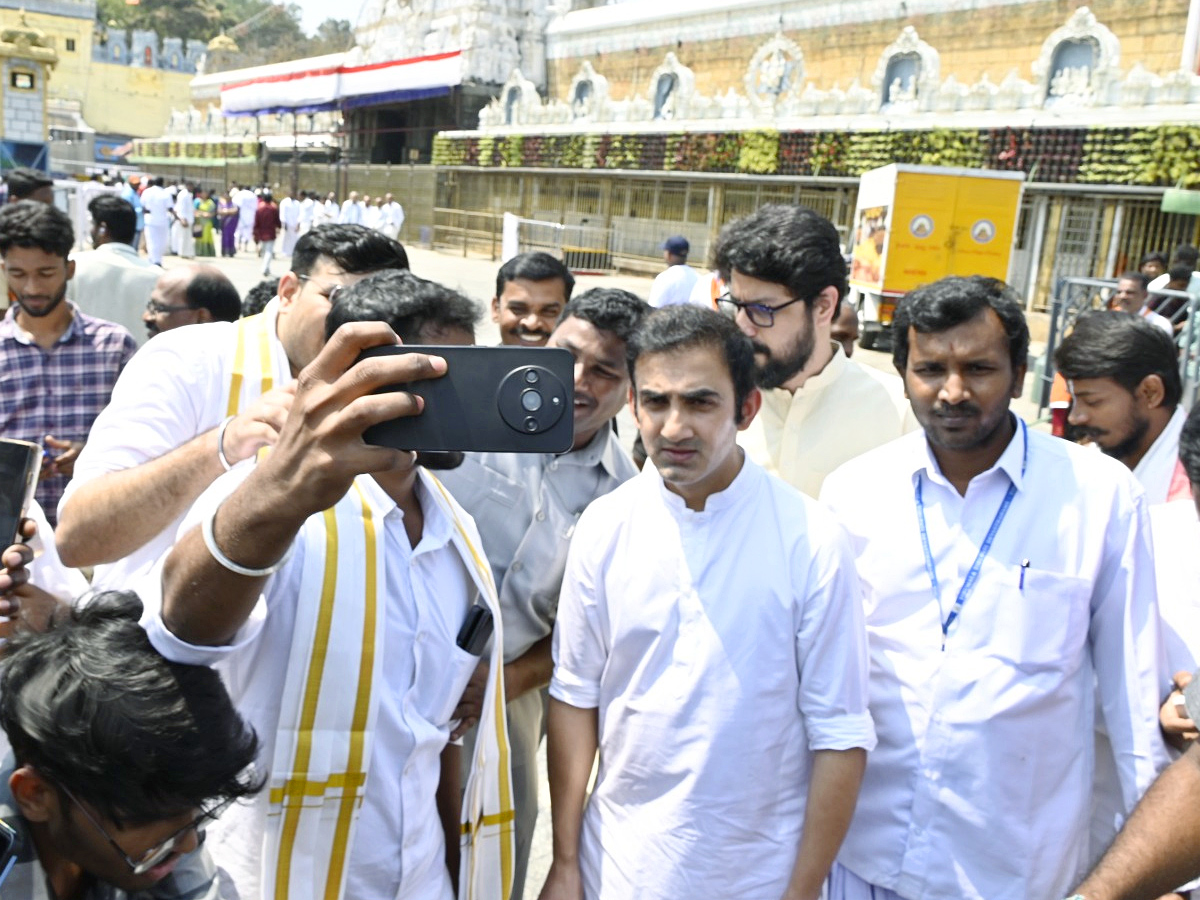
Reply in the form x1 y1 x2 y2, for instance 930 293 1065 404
1019 559 1030 591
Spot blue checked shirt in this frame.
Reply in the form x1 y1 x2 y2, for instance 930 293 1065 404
0 303 136 524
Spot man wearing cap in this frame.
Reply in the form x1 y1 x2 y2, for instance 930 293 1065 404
648 235 700 308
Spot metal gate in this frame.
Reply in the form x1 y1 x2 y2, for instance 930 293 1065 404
509 215 614 273
1049 199 1103 288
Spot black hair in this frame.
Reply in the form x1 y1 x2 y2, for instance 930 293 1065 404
1118 271 1149 291
1140 251 1169 269
0 200 74 260
0 591 261 827
558 287 649 345
184 267 241 323
1169 263 1194 284
325 269 482 343
4 167 53 200
242 278 279 317
289 223 407 278
1054 310 1182 409
713 204 847 304
1173 244 1200 267
1179 403 1200 490
87 194 137 245
627 305 757 423
892 275 1030 374
495 252 574 302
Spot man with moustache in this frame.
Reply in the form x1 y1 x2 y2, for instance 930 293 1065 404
715 204 914 498
491 252 574 347
0 201 136 526
819 276 1167 900
440 288 647 900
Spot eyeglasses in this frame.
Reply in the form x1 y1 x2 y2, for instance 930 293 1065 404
297 275 345 304
717 293 806 328
58 782 232 876
145 300 193 316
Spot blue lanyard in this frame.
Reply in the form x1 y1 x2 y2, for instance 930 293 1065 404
915 419 1028 649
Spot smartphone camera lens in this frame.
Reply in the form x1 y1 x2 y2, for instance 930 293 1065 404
524 417 539 431
521 390 543 412
524 369 539 384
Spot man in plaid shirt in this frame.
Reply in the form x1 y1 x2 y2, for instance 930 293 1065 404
0 201 136 526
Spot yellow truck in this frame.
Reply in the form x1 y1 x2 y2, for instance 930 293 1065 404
849 164 1025 350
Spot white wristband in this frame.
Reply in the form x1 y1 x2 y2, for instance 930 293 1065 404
216 415 236 471
201 503 293 578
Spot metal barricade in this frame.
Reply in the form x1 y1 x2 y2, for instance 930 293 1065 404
511 216 615 274
1037 276 1200 415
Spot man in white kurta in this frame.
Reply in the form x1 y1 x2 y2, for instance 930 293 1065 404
235 187 259 252
820 276 1167 900
172 184 195 258
544 304 874 900
716 204 916 498
339 192 364 225
382 193 405 240
142 464 493 900
140 179 174 266
278 192 301 257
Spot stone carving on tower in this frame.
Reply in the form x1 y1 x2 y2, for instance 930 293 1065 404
744 33 804 115
647 53 694 121
567 61 608 122
871 26 939 113
1032 7 1121 108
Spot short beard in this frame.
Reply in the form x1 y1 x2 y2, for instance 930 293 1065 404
754 318 815 390
1097 415 1151 466
15 282 68 319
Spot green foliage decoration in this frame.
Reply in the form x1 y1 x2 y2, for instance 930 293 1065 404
737 130 780 174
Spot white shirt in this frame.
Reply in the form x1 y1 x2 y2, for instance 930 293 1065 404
140 185 174 227
67 242 162 345
62 302 292 590
1152 499 1200 674
438 427 636 662
279 196 300 229
236 190 259 225
383 201 405 231
339 199 364 225
551 459 875 900
173 188 194 224
299 197 315 227
365 204 383 230
142 468 475 900
740 343 918 498
24 499 88 604
647 264 700 308
1149 271 1200 296
314 199 338 227
1133 406 1187 506
820 423 1168 900
1140 305 1175 336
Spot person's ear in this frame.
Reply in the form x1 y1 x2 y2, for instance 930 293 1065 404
811 286 839 326
65 259 76 283
276 271 301 310
1137 374 1166 409
736 386 763 431
10 766 58 823
195 308 215 324
490 296 502 324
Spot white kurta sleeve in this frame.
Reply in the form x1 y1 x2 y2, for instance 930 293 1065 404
1089 483 1172 817
793 518 877 752
549 505 610 710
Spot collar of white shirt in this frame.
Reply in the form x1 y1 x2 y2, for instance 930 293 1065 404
912 413 1027 495
648 450 760 516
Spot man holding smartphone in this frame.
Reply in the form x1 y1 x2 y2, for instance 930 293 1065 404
56 225 409 589
144 274 513 900
439 287 648 899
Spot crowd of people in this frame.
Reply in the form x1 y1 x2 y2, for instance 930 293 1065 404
2 175 1200 900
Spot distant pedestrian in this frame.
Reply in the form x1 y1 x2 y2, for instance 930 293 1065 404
218 191 238 257
647 234 700 308
254 192 281 276
194 188 217 258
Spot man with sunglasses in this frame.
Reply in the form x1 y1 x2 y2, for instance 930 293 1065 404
0 589 260 899
715 204 915 498
56 225 409 590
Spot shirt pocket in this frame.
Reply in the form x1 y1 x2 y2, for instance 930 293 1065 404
985 568 1091 672
413 639 484 729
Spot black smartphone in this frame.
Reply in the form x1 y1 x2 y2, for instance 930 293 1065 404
456 606 494 656
358 345 575 454
0 817 18 887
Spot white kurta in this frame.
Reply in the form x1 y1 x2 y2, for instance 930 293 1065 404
551 459 875 900
1133 406 1187 506
62 301 292 590
142 468 479 900
820 423 1169 900
739 343 918 498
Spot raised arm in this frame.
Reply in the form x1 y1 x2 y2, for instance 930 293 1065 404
161 323 446 646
